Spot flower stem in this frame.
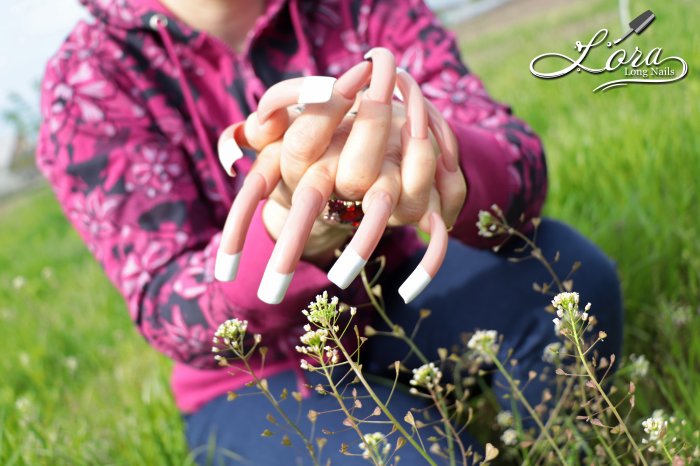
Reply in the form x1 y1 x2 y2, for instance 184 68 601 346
239 355 320 466
330 328 438 466
569 326 648 466
489 354 568 464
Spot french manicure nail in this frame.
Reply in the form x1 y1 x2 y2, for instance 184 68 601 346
327 247 367 289
258 266 294 305
398 266 431 304
218 137 244 177
215 250 241 281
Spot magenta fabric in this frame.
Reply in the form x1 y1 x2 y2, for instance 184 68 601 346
37 0 547 413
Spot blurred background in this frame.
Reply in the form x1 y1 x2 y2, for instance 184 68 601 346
1 0 698 463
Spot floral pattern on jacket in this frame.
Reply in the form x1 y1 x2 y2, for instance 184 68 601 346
37 0 547 372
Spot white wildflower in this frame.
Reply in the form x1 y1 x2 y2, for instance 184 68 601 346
64 356 79 374
628 354 649 378
642 411 667 444
501 428 518 446
214 318 248 342
41 267 54 280
296 329 329 355
496 410 514 428
410 362 442 390
551 292 591 336
359 432 391 462
542 341 562 363
476 209 506 238
467 330 500 363
302 291 339 326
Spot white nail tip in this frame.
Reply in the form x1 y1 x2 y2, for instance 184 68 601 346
363 50 373 60
327 247 367 290
298 76 337 104
258 268 294 305
215 250 241 282
218 139 243 176
398 266 432 304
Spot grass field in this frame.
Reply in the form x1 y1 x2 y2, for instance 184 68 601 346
1 0 698 463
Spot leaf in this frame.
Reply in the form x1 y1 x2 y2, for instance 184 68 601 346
404 411 415 426
226 391 238 401
484 443 499 461
279 388 288 400
261 429 273 437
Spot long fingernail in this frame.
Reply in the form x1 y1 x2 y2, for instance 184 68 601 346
218 134 244 177
258 187 324 303
299 76 337 104
335 61 371 100
257 77 336 124
396 71 428 139
327 192 392 289
398 213 448 303
215 250 241 281
258 267 294 305
327 247 367 289
364 48 395 104
398 266 431 304
427 102 459 172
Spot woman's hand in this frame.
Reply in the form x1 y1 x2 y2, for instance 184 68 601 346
215 49 467 304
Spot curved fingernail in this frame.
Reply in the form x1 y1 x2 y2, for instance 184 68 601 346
334 61 371 100
299 76 337 104
327 192 392 289
398 212 448 303
398 265 431 304
257 77 337 124
426 101 459 172
364 48 396 104
218 123 245 177
258 187 324 303
396 71 428 139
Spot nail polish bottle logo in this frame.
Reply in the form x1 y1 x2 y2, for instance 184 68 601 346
529 10 688 93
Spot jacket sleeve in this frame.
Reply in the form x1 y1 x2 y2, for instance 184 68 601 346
37 48 333 369
360 0 547 247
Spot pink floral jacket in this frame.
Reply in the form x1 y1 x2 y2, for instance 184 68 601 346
37 0 547 412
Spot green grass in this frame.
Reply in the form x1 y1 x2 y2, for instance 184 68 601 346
1 0 699 463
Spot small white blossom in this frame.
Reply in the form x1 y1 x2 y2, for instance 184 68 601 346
410 362 442 390
551 292 591 336
467 330 500 363
359 432 391 462
214 318 248 342
476 209 506 238
642 411 667 444
296 329 329 355
496 410 514 428
501 428 518 446
302 291 339 326
542 341 562 363
628 354 649 378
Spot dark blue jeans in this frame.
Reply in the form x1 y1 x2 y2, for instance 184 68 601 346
184 219 623 465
